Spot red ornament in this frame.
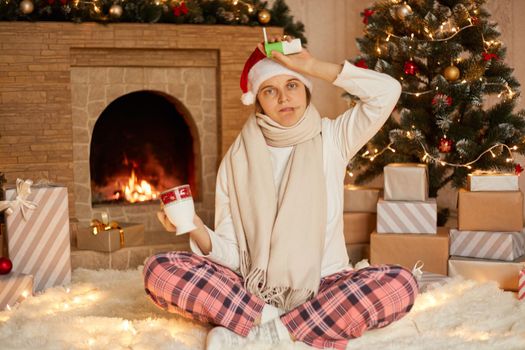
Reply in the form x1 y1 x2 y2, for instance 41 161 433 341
471 16 480 25
0 257 12 275
363 9 375 24
173 1 188 16
355 59 368 69
47 0 55 5
432 93 453 106
438 136 454 153
60 0 68 5
482 52 499 61
404 60 419 75
515 164 524 175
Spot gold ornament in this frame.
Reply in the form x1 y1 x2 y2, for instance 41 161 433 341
396 3 413 20
258 9 271 24
19 0 34 14
444 65 460 82
109 4 123 18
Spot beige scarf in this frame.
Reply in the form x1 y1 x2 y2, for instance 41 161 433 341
224 105 327 311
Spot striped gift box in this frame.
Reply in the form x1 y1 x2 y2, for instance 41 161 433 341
418 271 450 293
5 185 71 292
450 229 525 261
377 198 437 234
0 272 33 310
518 268 525 300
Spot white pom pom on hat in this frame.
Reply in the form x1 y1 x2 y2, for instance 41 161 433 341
239 47 312 105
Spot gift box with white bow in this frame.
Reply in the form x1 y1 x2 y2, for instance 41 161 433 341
1 179 71 292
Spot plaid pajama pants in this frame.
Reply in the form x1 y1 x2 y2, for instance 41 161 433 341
143 251 418 349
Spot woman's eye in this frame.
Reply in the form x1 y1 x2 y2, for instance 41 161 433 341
264 88 276 96
288 82 298 89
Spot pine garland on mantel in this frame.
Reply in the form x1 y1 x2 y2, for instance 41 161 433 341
0 0 307 44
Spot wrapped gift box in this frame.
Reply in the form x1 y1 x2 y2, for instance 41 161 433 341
370 227 449 275
77 222 145 252
384 163 428 201
418 271 451 293
343 185 381 213
458 189 523 232
346 243 370 265
448 256 525 292
343 212 376 244
0 272 33 310
450 229 525 261
4 181 71 292
0 223 6 257
467 171 519 192
377 198 437 234
519 269 525 300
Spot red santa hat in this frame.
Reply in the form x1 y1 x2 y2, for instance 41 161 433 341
240 47 313 105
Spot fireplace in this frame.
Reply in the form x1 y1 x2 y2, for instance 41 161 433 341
90 90 198 205
70 53 220 232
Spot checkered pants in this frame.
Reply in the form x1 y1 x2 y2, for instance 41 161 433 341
143 251 418 349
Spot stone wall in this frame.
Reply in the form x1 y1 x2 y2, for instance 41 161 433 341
0 22 282 229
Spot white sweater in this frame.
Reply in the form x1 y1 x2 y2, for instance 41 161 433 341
190 61 401 277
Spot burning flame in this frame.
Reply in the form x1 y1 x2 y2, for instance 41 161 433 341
117 169 159 203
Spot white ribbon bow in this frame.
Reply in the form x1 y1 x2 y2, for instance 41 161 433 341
411 260 424 282
0 178 38 220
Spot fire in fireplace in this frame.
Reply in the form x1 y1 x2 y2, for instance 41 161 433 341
90 90 197 205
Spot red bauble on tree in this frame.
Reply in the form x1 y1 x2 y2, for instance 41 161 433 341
438 136 454 153
0 257 13 275
404 60 418 75
515 164 524 175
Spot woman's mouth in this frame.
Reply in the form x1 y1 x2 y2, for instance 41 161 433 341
279 107 295 113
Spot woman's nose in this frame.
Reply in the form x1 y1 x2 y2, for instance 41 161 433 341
278 91 289 103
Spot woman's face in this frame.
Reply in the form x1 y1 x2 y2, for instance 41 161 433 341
256 75 308 127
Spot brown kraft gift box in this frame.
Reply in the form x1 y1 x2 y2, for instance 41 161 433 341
448 256 525 292
458 189 523 232
343 212 376 244
77 223 145 252
343 185 381 213
370 227 450 275
346 243 370 265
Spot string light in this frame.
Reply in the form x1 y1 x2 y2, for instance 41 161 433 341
383 23 475 43
359 137 519 170
360 141 397 160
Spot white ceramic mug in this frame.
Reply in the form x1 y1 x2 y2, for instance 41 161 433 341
159 184 196 235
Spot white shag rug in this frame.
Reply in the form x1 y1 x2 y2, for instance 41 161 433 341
1 267 524 350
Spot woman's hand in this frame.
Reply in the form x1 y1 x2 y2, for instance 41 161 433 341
257 36 316 78
257 35 343 83
157 211 177 232
156 211 205 234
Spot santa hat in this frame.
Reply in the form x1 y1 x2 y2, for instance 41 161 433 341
240 47 312 105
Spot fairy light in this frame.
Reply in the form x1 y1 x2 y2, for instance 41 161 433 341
359 136 520 170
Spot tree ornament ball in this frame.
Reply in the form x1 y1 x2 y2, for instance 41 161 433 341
109 4 123 18
396 3 413 20
444 65 460 82
258 9 271 24
438 137 454 153
0 257 13 275
404 60 418 75
20 0 34 14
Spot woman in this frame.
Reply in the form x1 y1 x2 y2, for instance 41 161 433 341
144 37 418 350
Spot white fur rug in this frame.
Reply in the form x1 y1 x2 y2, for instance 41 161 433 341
0 267 524 350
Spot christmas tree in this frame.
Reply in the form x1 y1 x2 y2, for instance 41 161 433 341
348 0 525 224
